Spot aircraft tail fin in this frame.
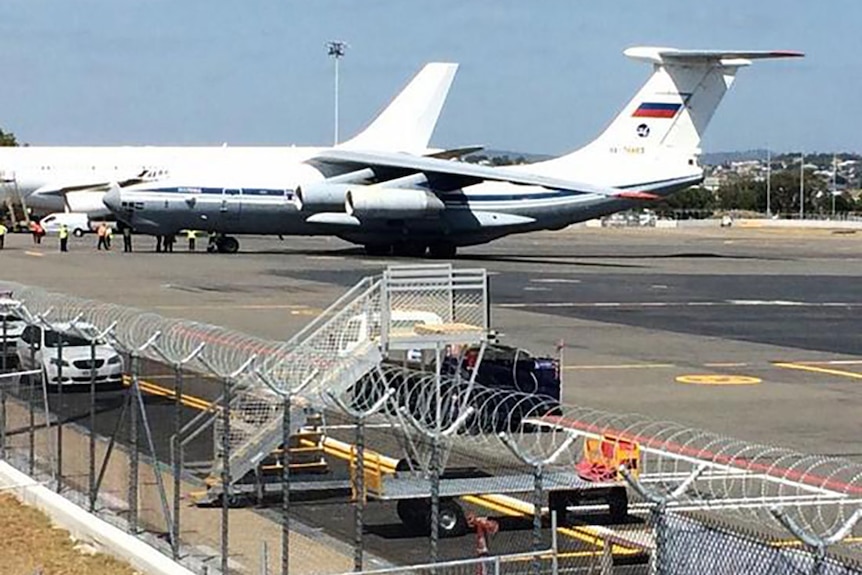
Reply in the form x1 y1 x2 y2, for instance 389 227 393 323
340 62 458 154
529 48 802 188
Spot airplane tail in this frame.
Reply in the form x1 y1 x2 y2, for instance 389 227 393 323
529 48 803 191
339 62 458 154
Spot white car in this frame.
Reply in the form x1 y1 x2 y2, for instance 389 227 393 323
16 322 124 387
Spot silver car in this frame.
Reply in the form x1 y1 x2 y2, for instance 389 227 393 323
16 323 124 387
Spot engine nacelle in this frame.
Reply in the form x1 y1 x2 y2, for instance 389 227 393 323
295 183 351 212
345 186 445 219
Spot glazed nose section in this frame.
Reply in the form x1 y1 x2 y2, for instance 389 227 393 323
102 183 122 213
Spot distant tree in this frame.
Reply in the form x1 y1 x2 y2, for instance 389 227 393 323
654 186 716 219
0 128 17 147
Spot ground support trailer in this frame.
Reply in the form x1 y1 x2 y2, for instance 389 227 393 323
358 461 628 538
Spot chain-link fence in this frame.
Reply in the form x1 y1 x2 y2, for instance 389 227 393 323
2 268 862 575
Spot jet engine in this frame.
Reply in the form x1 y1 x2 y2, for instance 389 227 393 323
295 183 351 211
345 186 445 219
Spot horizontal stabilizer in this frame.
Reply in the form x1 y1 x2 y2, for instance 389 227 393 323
425 145 484 160
625 47 804 65
615 191 660 200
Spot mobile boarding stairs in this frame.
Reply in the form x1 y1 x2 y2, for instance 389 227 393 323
184 264 490 504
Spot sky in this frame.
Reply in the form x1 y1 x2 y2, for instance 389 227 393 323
0 0 859 155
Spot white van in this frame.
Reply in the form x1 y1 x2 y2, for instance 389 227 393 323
39 213 92 237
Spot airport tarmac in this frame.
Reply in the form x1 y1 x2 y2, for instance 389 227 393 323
2 225 860 459
1 224 861 568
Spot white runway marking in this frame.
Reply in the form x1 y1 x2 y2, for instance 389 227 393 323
498 300 862 309
530 278 582 284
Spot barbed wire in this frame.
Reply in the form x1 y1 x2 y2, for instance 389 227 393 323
3 278 862 544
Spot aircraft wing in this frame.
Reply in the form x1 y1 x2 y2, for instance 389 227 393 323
31 171 150 197
309 149 619 195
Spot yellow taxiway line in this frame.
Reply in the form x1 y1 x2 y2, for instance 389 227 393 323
773 362 862 380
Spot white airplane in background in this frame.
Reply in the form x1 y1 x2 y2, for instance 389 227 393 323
104 47 802 257
0 62 460 221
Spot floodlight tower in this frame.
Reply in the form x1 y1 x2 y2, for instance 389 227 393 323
327 40 348 145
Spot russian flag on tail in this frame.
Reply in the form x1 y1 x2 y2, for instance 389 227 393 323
632 102 682 118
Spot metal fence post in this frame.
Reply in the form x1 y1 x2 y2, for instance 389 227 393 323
128 350 140 533
88 329 97 510
221 370 232 575
195 354 256 575
54 325 64 492
149 340 204 562
1 310 7 460
620 464 706 575
499 431 577 575
770 506 862 575
258 369 317 575
398 397 474 567
328 385 394 572
172 361 184 560
282 390 291 575
26 313 39 476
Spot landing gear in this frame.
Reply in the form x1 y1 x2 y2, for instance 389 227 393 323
392 243 427 258
363 244 392 256
207 235 240 254
428 243 457 259
361 242 456 259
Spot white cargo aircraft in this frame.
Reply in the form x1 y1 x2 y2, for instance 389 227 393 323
0 62 460 221
104 47 802 257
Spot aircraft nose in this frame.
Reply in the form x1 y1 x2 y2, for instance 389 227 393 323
102 183 122 213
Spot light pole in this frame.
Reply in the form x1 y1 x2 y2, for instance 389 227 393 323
799 152 805 220
765 148 772 218
831 154 838 218
326 40 348 145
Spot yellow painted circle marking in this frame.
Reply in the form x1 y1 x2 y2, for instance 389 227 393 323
676 374 761 385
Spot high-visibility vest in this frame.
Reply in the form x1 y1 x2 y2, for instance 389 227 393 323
0 224 7 236
59 227 69 239
187 230 197 239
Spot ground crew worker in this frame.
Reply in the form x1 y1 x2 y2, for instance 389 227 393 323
96 222 108 250
186 229 197 251
59 224 69 252
121 224 133 253
163 233 175 253
0 221 7 249
105 225 113 249
155 235 163 252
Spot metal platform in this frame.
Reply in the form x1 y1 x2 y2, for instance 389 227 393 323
367 470 614 500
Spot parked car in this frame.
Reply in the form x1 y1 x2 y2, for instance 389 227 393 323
16 322 124 387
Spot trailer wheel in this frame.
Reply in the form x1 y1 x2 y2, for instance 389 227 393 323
438 499 468 538
395 458 418 473
548 491 572 526
607 487 628 523
396 499 428 531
